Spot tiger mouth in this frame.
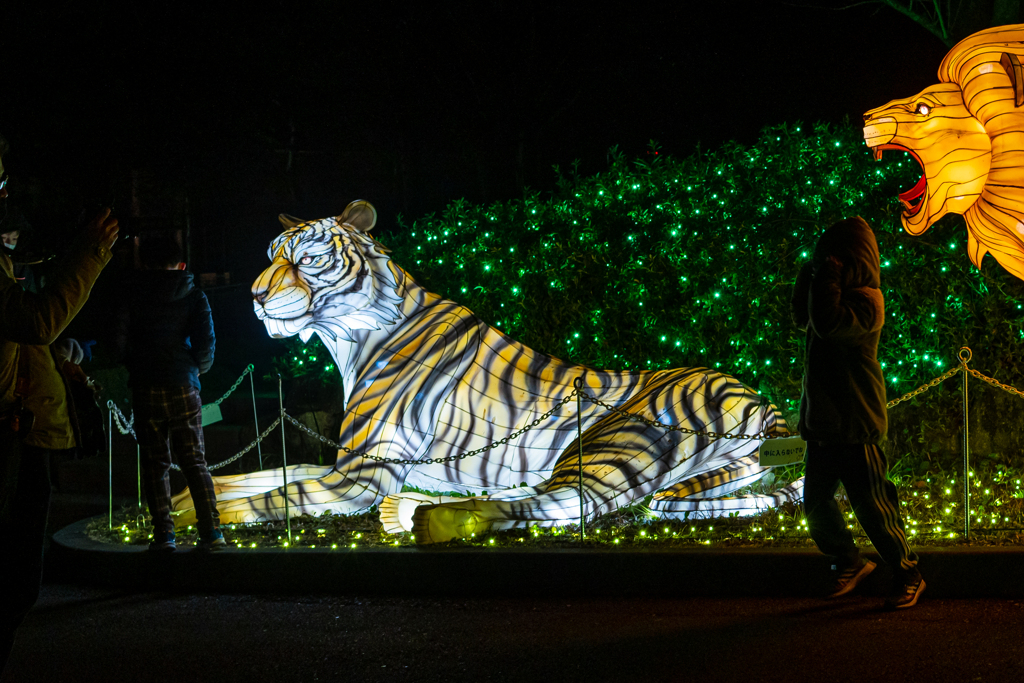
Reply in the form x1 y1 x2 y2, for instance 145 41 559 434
872 143 926 217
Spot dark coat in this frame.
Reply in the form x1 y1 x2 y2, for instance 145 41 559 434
792 217 887 444
115 270 215 390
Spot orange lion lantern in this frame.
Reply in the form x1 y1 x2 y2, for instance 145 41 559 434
864 24 1024 281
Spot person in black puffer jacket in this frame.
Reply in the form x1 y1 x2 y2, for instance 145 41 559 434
792 216 924 610
115 235 224 552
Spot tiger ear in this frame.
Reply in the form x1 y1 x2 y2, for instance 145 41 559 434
279 214 305 229
338 201 377 232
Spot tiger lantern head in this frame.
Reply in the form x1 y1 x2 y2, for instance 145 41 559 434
252 200 403 342
863 24 1024 281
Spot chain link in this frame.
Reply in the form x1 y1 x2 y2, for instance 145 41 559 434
106 365 257 470
173 417 282 472
283 392 578 465
105 351 1024 474
210 364 255 407
883 346 1024 408
576 391 794 441
106 400 137 439
964 367 1024 400
885 365 962 409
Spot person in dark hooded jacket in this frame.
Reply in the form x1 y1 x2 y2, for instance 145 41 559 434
792 216 924 610
115 234 224 552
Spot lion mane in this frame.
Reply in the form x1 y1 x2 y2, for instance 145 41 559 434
863 23 1024 281
252 200 404 343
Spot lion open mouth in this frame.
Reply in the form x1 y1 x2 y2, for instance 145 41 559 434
872 144 926 216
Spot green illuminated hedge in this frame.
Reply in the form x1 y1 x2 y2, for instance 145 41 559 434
276 122 1024 469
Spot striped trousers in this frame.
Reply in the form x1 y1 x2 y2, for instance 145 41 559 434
134 386 220 537
804 441 919 581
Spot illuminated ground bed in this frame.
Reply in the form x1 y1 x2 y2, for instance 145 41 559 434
57 462 1024 599
93 463 1024 551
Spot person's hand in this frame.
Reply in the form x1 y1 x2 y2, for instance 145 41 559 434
55 338 85 365
83 208 119 250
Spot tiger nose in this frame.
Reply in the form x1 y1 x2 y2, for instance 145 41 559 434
252 259 291 304
252 278 270 304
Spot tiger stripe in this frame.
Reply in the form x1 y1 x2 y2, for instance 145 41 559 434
174 202 796 541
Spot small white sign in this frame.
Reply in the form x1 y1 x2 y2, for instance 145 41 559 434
758 435 807 467
201 403 223 427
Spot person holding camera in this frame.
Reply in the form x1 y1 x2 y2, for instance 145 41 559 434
0 132 119 674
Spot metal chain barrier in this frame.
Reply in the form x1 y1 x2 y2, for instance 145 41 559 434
884 346 1024 409
105 365 261 471
963 365 1024 400
107 400 137 439
284 380 797 467
208 364 255 407
577 391 794 441
105 350 1024 475
885 365 962 409
282 393 577 465
281 346 1024 466
203 417 282 471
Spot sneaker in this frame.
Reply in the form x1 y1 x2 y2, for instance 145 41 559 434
884 576 926 610
828 559 876 598
149 531 176 553
196 529 227 552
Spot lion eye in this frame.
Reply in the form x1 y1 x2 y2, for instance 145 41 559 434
299 256 313 266
916 103 930 116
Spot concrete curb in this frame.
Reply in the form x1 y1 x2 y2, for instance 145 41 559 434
50 516 1024 598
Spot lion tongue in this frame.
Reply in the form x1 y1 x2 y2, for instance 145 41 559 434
899 171 927 209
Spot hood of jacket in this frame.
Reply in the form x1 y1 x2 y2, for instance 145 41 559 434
132 270 196 303
812 216 881 290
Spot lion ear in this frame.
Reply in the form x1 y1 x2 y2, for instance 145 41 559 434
279 214 305 229
338 201 377 233
1000 53 1024 106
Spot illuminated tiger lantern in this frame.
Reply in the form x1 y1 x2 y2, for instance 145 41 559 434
863 23 1024 281
172 201 803 543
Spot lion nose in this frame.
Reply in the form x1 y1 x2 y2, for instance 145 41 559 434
254 290 268 305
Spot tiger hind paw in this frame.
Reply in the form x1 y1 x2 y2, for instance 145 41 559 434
378 492 464 533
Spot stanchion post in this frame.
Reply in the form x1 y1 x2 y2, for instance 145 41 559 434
574 376 585 540
278 374 291 543
108 407 113 529
136 444 142 511
249 365 263 469
960 347 971 539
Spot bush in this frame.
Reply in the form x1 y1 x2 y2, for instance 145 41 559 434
275 122 1024 473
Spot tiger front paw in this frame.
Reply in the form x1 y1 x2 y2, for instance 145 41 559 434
171 507 198 529
411 501 495 544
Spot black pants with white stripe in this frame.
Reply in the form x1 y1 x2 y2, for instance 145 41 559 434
804 441 920 581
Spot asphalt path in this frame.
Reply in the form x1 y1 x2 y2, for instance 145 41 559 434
4 584 1023 683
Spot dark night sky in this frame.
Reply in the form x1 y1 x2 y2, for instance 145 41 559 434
2 1 949 278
